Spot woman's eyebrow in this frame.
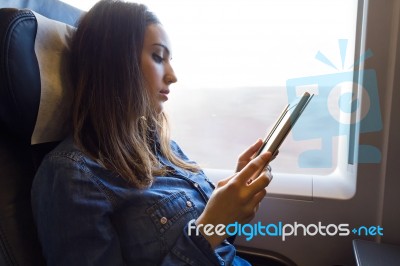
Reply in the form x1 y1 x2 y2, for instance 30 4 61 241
152 43 171 56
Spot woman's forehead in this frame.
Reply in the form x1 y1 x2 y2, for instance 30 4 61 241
143 24 172 52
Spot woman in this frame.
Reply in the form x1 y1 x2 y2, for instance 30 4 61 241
31 0 273 265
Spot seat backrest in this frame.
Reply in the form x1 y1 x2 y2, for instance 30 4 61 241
0 3 81 265
0 0 82 26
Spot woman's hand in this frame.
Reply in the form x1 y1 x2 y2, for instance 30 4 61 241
235 138 278 173
195 148 273 249
235 139 263 172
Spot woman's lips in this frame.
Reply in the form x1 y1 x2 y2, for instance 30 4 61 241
159 89 169 100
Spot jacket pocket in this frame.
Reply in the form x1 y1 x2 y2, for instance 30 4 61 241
146 191 198 235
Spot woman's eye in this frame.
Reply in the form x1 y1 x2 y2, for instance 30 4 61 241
152 53 163 63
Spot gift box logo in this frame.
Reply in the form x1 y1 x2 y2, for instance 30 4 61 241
286 39 382 168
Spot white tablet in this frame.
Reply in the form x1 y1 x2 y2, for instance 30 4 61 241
255 91 314 158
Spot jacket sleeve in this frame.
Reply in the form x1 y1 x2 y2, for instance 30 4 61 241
32 151 248 266
31 154 125 266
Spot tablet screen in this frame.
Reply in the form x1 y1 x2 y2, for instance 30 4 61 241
256 92 313 157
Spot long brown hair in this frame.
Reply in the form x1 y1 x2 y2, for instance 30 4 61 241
70 0 200 188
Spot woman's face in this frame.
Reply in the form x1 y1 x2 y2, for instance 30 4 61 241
141 24 177 113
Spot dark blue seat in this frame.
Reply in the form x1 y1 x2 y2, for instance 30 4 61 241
0 1 82 265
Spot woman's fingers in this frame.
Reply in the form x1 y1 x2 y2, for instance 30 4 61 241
236 151 272 186
235 139 263 172
247 169 271 194
242 189 267 222
216 173 236 187
238 139 263 161
250 189 267 211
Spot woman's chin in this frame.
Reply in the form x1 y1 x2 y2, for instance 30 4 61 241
155 102 164 114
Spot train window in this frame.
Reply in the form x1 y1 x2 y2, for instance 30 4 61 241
62 0 365 200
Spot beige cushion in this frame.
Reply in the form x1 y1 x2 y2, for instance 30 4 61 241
31 11 76 144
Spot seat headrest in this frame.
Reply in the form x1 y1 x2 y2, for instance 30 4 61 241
0 8 75 145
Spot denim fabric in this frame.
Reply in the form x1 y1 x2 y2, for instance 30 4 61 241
31 137 250 266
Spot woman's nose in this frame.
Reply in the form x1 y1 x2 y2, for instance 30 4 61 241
164 64 177 85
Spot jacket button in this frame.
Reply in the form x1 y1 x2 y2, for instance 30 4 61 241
160 217 168 224
193 183 199 188
186 201 192 207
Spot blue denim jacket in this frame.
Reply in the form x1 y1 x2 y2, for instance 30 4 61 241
31 137 250 266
